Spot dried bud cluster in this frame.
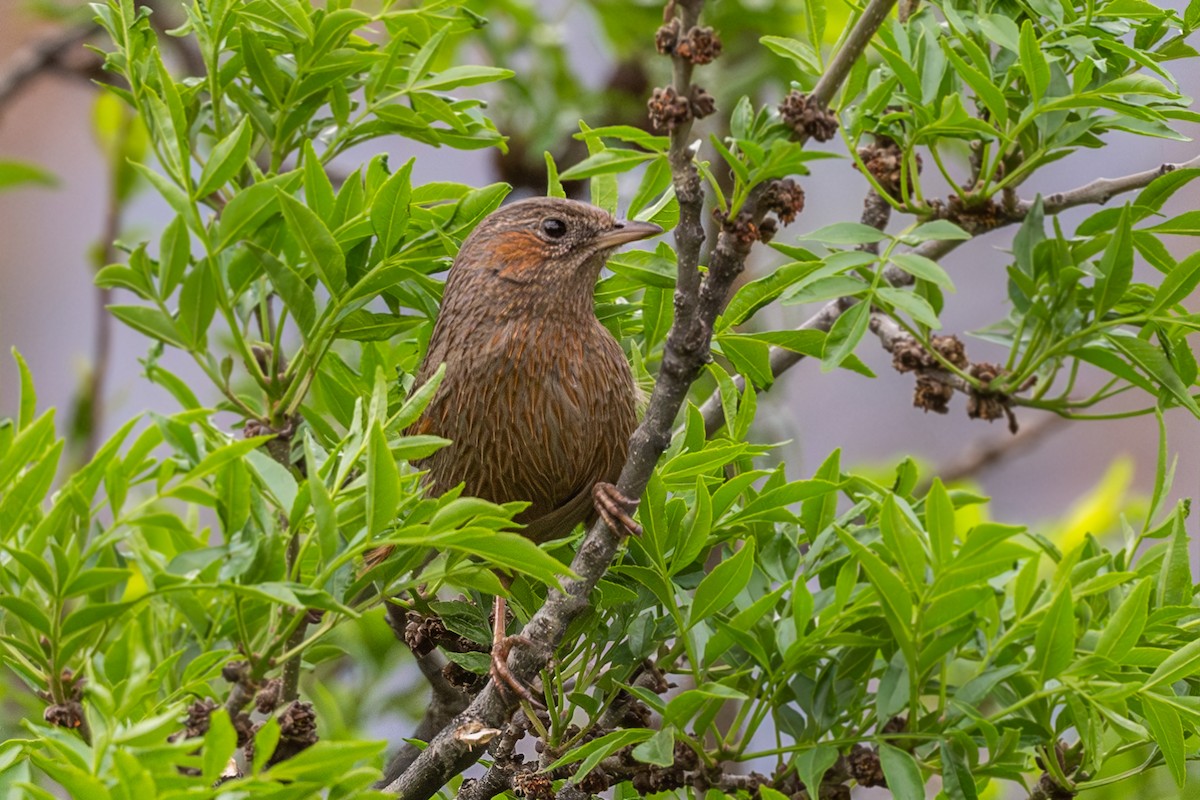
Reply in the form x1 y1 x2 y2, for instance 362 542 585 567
857 137 921 201
512 769 554 799
44 700 85 731
175 698 219 740
255 678 284 714
712 208 766 245
925 194 1005 235
891 334 967 374
403 610 484 656
846 744 886 788
647 85 716 132
655 19 722 64
763 178 806 225
443 660 487 693
676 26 722 63
246 701 319 768
779 90 839 142
967 361 1016 432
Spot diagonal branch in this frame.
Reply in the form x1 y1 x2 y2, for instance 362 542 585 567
381 1 897 797
0 23 98 116
700 152 1200 435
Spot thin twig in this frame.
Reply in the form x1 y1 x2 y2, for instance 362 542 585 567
932 413 1068 487
699 152 1200 434
0 24 97 116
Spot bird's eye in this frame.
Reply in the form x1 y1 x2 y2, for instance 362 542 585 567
541 218 567 239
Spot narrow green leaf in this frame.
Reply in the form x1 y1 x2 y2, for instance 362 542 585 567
1095 578 1151 661
1033 584 1076 681
1093 204 1133 317
1019 21 1050 101
370 158 415 257
879 743 925 800
195 117 252 199
688 539 755 628
366 422 399 537
277 190 346 291
1142 694 1186 787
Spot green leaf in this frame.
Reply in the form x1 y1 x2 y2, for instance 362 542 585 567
543 729 653 779
108 305 187 348
1158 507 1192 607
794 745 839 797
942 44 1009 128
1019 21 1050 101
195 117 252 199
1033 584 1075 681
925 478 956 568
760 35 821 74
544 151 565 198
277 190 346 291
370 158 414 257
254 247 317 339
904 220 972 243
879 743 925 800
1108 334 1200 415
412 65 514 92
889 253 956 291
836 529 916 649
798 222 889 245
878 287 941 328
940 740 979 800
0 160 56 191
687 538 755 628
632 727 675 767
202 710 237 784
1093 204 1133 317
822 301 870 371
302 140 335 220
367 422 399 538
1142 693 1186 787
1095 578 1151 661
1149 251 1200 313
0 596 52 636
559 148 655 180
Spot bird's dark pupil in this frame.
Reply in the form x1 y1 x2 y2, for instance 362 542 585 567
542 218 567 238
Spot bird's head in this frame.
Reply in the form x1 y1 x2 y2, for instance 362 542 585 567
449 197 662 313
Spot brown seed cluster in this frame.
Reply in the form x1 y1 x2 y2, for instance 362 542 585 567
655 19 722 64
443 659 487 693
846 744 886 788
779 90 839 142
763 178 806 225
511 769 554 800
255 677 284 714
403 610 484 656
246 700 319 768
891 334 967 374
857 137 922 201
647 85 716 132
44 701 85 731
967 361 1017 432
713 208 766 245
176 697 219 740
925 194 1006 235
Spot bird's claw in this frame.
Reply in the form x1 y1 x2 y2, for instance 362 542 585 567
489 634 544 708
593 482 642 538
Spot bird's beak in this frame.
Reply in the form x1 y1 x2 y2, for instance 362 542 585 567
595 219 664 248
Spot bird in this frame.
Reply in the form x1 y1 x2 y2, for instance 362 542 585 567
383 196 661 701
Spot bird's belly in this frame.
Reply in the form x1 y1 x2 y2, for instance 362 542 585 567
427 330 635 530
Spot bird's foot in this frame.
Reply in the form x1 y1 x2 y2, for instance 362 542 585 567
593 482 642 538
489 634 544 707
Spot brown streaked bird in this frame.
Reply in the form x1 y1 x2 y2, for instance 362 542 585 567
383 196 660 700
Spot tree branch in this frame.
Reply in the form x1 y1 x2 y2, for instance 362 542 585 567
381 2 894 796
700 152 1200 435
0 24 98 117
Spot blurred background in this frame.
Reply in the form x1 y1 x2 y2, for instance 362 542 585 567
1 0 1198 796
